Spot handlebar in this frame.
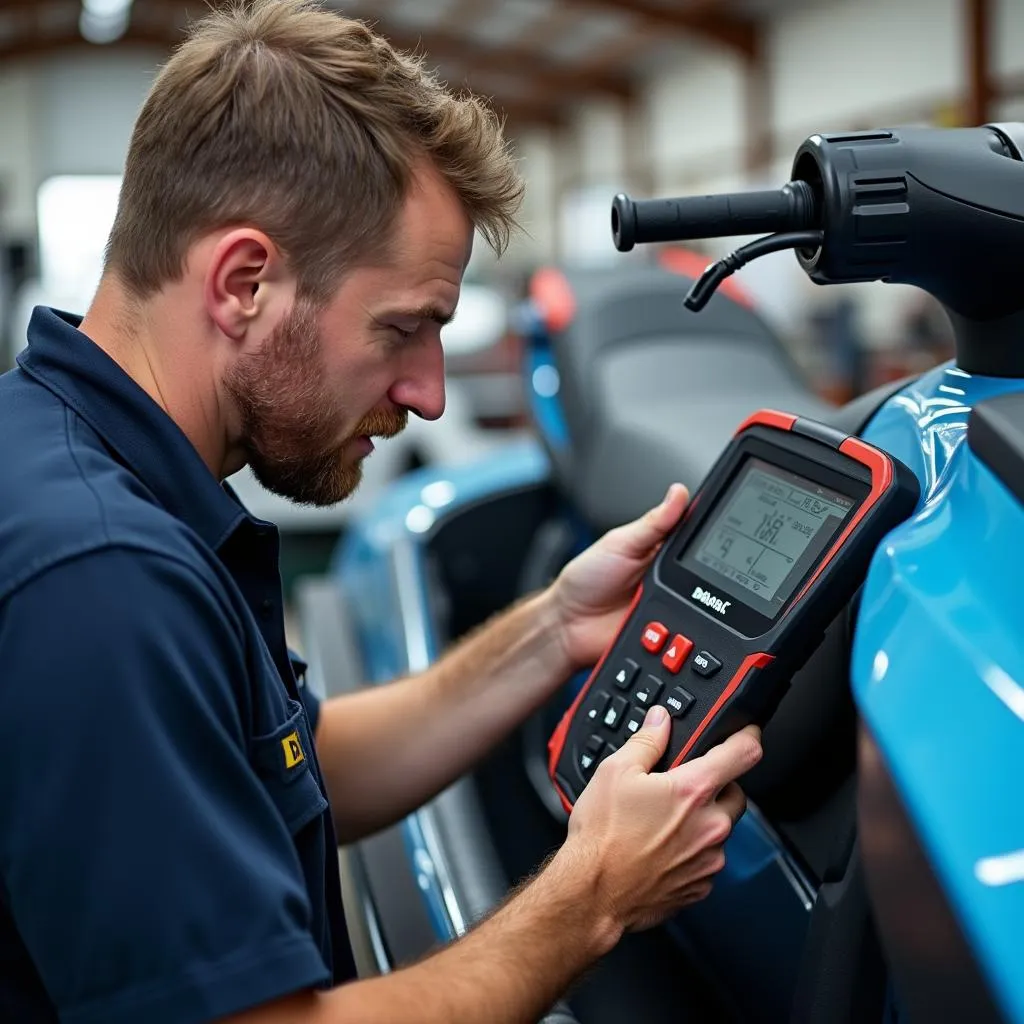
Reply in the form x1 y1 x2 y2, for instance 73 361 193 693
611 182 819 252
611 124 1024 375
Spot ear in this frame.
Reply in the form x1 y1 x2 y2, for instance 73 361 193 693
203 227 295 342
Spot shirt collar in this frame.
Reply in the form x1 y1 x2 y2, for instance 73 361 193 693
18 306 253 550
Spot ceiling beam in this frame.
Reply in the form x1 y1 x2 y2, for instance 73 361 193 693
965 0 994 126
370 21 634 101
0 1 577 129
0 11 567 130
742 27 772 173
560 0 757 57
489 97 568 130
0 21 171 63
0 0 71 10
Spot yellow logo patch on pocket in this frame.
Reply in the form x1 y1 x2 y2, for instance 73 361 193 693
282 731 305 769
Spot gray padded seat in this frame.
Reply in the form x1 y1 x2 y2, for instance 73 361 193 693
546 264 833 532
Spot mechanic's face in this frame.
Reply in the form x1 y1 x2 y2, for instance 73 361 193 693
226 166 474 506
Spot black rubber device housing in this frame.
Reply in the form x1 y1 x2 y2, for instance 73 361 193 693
613 123 1024 377
548 410 920 809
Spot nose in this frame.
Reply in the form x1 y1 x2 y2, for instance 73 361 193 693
387 334 446 421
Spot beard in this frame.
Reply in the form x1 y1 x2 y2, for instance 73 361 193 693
224 300 407 506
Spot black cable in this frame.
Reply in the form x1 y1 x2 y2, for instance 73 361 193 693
683 230 825 311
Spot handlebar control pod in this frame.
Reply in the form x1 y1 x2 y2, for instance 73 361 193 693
614 124 1024 376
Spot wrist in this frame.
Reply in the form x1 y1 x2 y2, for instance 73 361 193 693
541 838 624 959
533 583 578 679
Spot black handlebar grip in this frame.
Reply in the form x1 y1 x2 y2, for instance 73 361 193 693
612 181 819 251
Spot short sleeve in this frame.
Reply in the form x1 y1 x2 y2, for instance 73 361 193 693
289 647 321 735
0 547 331 1024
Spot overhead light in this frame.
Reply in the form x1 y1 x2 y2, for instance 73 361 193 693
404 505 436 534
420 480 456 509
83 0 131 15
79 0 133 44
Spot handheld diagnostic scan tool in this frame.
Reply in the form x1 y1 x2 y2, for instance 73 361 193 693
548 410 920 810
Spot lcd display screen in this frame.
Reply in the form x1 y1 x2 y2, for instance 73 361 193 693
678 457 855 620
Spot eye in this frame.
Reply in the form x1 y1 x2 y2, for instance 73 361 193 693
392 325 416 340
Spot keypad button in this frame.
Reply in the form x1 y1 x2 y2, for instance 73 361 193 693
584 690 611 724
641 621 669 653
692 650 723 678
634 674 664 707
584 734 605 756
612 658 641 691
602 695 629 731
603 741 619 760
578 749 599 778
665 687 696 718
662 634 694 674
624 706 647 736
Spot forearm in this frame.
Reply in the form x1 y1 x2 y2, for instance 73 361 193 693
226 842 619 1024
317 589 574 842
331 845 616 1021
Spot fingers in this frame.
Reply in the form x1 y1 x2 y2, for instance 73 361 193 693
613 705 671 773
715 781 748 827
669 724 762 798
606 483 689 561
685 844 727 882
681 879 715 905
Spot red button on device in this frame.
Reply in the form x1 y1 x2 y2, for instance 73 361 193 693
641 622 669 653
661 634 694 674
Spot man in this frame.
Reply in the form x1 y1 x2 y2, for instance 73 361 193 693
0 2 762 1022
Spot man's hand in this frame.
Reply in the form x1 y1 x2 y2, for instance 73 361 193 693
315 482 692 844
562 705 762 934
552 483 689 670
225 709 762 1024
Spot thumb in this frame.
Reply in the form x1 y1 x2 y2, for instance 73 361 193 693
617 705 671 773
610 483 688 560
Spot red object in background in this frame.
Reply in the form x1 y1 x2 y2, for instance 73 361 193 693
657 247 755 309
530 267 577 332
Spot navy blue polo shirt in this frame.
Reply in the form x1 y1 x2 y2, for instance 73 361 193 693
0 308 354 1023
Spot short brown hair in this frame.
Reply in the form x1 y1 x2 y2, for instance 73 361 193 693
106 0 524 303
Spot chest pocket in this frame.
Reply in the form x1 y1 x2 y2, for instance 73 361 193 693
252 699 328 834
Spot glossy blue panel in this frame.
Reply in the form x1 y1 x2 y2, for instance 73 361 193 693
855 363 1024 1024
332 439 550 684
517 305 570 453
666 806 813 1023
332 441 550 941
524 346 570 452
333 438 551 570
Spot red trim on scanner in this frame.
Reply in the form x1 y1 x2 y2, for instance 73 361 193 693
669 651 775 768
789 436 894 607
549 414 896 800
735 409 798 435
665 427 893 767
548 584 646 812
